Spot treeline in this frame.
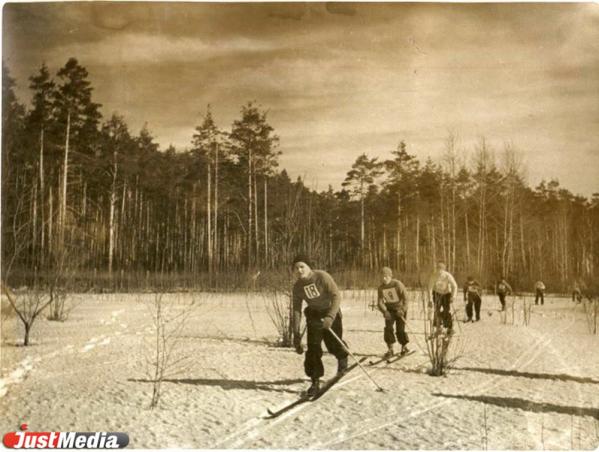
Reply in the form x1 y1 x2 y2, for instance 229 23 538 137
2 58 597 291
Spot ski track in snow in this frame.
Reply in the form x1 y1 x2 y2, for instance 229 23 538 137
311 316 577 449
0 356 39 399
1 307 130 397
0 342 83 399
213 371 368 449
81 336 112 352
2 294 596 449
219 314 577 450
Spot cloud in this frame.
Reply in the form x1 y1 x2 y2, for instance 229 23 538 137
46 32 279 66
4 2 598 196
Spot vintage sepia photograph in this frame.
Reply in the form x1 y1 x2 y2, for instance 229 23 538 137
1 1 598 449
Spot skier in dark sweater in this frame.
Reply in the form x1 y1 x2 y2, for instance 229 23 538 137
495 276 513 311
291 255 349 397
463 276 482 322
377 267 410 358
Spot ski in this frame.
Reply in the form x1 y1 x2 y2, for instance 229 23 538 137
385 350 416 364
368 354 396 366
310 357 368 401
368 350 415 366
265 357 367 419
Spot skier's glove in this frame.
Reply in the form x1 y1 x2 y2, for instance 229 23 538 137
322 315 334 330
383 311 392 321
293 335 304 354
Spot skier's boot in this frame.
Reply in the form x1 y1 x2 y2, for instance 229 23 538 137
383 345 394 360
400 345 410 355
337 356 348 374
307 379 320 397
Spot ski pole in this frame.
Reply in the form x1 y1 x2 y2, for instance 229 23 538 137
325 327 385 392
398 313 429 356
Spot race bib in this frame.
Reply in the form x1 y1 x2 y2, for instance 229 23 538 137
468 285 477 293
382 288 399 303
498 283 506 291
303 283 321 299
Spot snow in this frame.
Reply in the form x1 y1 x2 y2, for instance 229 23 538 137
1 291 598 449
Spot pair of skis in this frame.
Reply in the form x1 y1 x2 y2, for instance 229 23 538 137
265 357 368 419
367 350 416 366
265 350 418 419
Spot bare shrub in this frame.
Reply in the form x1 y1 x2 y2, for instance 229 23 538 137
264 289 293 347
420 286 462 376
141 292 200 408
481 404 489 450
522 297 532 326
45 245 83 321
1 295 16 320
582 296 598 335
509 297 516 325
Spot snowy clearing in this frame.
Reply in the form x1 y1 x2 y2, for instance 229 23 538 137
1 291 598 449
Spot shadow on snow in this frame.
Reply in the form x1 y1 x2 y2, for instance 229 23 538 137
432 393 599 419
454 366 599 385
128 377 305 394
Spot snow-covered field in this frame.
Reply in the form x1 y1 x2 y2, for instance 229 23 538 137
1 291 598 449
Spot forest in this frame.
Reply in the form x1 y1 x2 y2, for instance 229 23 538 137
2 58 598 292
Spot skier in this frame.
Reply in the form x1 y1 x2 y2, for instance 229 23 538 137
463 276 482 322
377 267 410 359
495 276 513 311
428 262 458 334
291 255 349 397
572 280 583 303
534 280 546 305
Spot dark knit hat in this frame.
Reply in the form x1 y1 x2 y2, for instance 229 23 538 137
292 254 313 269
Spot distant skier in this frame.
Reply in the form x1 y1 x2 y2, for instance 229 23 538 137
534 280 546 305
572 280 584 303
291 255 349 397
428 262 458 334
495 276 512 311
463 276 482 322
377 267 410 358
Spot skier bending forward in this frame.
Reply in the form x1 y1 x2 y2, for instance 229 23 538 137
377 267 410 358
428 262 458 334
292 255 349 397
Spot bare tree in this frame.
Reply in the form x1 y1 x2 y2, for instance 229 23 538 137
1 284 53 346
1 192 53 345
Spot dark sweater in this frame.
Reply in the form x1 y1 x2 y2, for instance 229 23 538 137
463 280 482 300
292 270 341 334
377 279 408 313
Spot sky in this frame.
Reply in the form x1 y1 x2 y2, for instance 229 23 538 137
3 2 599 196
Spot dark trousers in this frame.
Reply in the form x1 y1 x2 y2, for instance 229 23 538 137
384 307 409 346
465 293 482 321
498 293 507 311
304 308 348 379
535 289 544 305
572 291 582 303
432 292 453 330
